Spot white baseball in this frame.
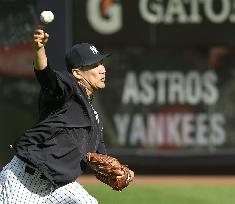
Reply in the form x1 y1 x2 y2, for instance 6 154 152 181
40 11 54 24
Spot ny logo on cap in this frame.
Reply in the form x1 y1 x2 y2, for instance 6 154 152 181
90 45 99 54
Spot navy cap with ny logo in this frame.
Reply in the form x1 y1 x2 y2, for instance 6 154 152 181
65 43 110 72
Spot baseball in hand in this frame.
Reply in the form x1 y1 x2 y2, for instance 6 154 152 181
40 11 54 24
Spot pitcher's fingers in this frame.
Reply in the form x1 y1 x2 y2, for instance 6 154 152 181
44 33 49 38
34 38 43 43
34 28 44 34
33 34 44 40
43 33 49 44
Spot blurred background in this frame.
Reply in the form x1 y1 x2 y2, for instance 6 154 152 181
2 0 235 176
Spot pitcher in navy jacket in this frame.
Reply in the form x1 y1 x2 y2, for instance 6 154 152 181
0 27 109 204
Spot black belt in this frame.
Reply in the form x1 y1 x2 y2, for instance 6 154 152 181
17 155 47 180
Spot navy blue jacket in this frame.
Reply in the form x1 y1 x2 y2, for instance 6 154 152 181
14 65 106 185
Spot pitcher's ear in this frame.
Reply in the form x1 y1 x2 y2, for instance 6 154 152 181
72 69 82 79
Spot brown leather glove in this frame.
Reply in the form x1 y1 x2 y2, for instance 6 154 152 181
86 152 134 191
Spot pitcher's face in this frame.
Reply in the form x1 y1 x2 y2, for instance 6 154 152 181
73 61 106 93
81 62 106 89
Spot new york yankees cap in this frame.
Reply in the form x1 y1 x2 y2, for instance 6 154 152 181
65 43 110 72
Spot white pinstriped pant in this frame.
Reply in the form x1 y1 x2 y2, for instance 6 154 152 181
0 156 98 204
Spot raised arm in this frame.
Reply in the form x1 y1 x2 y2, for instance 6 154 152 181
32 27 64 99
33 27 49 70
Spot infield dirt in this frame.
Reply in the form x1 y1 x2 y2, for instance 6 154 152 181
79 175 235 185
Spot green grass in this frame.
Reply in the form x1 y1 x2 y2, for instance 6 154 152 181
84 184 235 204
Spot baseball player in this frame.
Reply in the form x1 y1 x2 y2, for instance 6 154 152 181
0 26 109 203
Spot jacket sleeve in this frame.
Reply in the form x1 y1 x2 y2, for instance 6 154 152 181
34 65 64 100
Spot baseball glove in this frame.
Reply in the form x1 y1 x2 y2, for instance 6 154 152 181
86 152 134 191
